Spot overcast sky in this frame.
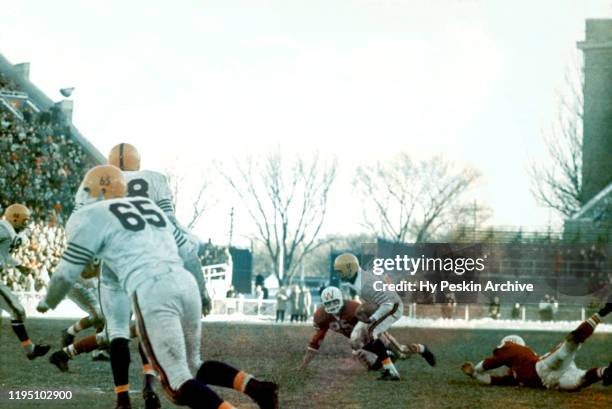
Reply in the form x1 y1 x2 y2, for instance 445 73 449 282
1 1 611 246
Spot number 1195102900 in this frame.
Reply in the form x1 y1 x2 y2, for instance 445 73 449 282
8 390 72 400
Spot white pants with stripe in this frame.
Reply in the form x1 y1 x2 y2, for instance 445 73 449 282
350 302 403 350
0 282 25 321
132 269 202 401
99 264 132 341
536 341 586 390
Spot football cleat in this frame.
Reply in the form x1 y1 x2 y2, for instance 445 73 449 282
143 389 161 409
113 403 132 409
27 343 50 360
61 329 74 347
377 369 400 381
49 350 70 372
92 350 111 361
245 379 279 409
603 362 612 386
421 346 436 367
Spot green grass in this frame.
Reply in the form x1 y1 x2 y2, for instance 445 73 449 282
0 318 610 408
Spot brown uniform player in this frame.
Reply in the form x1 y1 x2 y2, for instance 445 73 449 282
462 302 612 390
299 286 435 371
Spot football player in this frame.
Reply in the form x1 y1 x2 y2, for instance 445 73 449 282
37 165 279 409
334 253 405 380
462 301 612 390
0 204 50 360
299 286 435 371
59 143 211 409
103 143 211 315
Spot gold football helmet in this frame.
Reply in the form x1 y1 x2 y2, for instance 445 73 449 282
3 204 31 231
334 253 360 280
108 142 140 171
82 165 127 200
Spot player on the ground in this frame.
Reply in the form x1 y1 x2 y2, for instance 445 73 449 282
37 165 279 409
299 286 435 371
461 301 612 390
0 204 50 360
335 253 407 380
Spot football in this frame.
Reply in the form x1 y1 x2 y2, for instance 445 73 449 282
355 302 378 322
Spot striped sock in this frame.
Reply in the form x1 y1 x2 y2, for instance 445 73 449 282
63 345 77 358
382 358 399 376
115 384 129 406
233 371 254 393
11 321 34 355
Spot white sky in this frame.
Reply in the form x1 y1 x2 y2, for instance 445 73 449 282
1 0 611 246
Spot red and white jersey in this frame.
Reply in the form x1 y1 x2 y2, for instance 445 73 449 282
481 341 543 388
308 300 361 351
44 197 186 309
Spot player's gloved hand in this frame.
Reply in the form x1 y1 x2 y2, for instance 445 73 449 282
461 361 475 377
36 300 50 313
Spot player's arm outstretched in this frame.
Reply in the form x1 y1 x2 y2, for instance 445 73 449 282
37 212 100 312
299 321 329 370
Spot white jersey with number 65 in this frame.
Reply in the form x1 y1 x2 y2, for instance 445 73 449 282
44 197 186 309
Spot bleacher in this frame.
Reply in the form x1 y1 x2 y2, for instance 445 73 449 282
0 53 103 293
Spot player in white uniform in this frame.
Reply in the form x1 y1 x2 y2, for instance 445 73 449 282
105 143 210 408
0 204 50 360
335 253 405 381
50 143 211 409
37 165 279 409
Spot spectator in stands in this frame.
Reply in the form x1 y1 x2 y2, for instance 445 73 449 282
538 294 556 321
225 285 237 315
225 285 237 299
441 292 457 319
0 72 18 91
318 281 327 297
489 296 501 319
1 103 93 292
254 285 263 315
289 284 301 323
275 286 288 323
511 302 521 320
298 285 312 322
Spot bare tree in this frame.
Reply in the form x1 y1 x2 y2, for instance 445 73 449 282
355 153 483 243
529 64 584 217
222 151 337 281
166 171 214 230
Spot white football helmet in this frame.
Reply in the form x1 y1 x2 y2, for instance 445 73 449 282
321 286 344 315
499 334 525 348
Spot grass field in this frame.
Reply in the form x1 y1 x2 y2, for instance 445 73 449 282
0 318 610 409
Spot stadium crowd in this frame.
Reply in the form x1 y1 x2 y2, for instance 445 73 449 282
0 71 18 91
1 107 94 292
